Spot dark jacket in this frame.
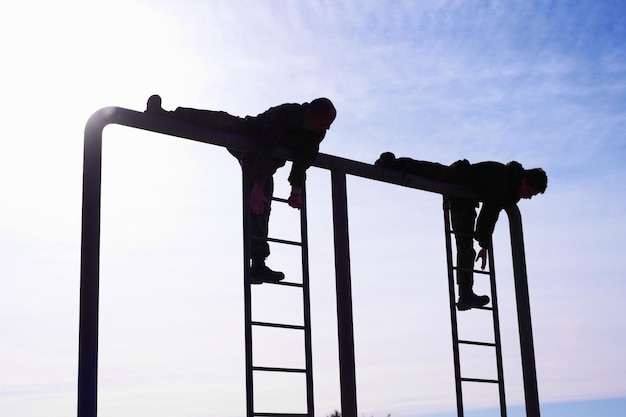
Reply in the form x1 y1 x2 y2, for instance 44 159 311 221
467 161 524 248
250 103 325 187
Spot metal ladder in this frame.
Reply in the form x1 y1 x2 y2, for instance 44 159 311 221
241 170 315 417
442 197 507 417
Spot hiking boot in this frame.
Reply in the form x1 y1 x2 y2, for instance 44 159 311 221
375 152 396 168
250 262 285 284
457 293 490 311
450 159 471 181
145 94 165 114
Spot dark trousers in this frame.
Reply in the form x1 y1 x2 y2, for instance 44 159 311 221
172 107 278 260
449 198 478 296
173 107 254 133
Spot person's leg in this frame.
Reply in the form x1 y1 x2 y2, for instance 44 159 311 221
248 161 287 284
145 95 252 133
249 176 272 261
450 198 489 310
228 147 285 284
375 153 456 181
173 108 250 132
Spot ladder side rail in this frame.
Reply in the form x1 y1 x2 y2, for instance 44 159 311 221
486 238 507 417
241 158 255 417
505 205 540 417
298 185 315 416
442 197 465 417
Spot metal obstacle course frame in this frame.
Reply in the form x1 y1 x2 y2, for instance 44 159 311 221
79 106 540 417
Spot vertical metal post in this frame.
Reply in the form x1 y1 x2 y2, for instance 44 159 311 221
241 158 254 417
505 205 541 417
78 117 105 417
330 169 358 417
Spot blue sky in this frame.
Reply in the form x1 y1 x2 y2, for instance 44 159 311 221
1 0 625 416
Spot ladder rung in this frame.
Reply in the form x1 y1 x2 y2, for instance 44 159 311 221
253 366 306 373
255 413 309 417
458 339 496 347
460 305 493 311
450 230 474 238
257 280 303 288
453 266 490 275
250 235 302 246
271 196 290 203
266 237 302 246
251 321 305 330
461 377 500 384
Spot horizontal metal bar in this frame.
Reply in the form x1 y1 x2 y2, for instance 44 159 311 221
453 266 490 275
255 280 303 288
450 230 475 238
254 413 309 417
87 107 478 199
271 197 290 203
250 234 302 246
266 237 302 246
251 321 305 330
253 366 306 373
455 304 493 312
458 339 496 347
461 377 500 384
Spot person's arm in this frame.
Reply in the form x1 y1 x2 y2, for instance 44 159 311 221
287 139 320 188
474 203 501 269
475 203 500 249
286 129 323 209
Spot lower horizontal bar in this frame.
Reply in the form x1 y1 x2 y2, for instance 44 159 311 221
253 366 306 373
461 377 500 384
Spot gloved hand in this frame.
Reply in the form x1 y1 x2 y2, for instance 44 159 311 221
476 248 488 270
249 182 268 215
287 186 303 209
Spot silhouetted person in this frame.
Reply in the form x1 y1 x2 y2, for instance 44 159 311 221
146 95 336 284
375 152 547 310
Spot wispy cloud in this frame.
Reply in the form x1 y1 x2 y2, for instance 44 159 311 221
1 1 626 416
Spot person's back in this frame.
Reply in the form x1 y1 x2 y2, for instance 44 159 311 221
468 161 524 208
253 103 304 134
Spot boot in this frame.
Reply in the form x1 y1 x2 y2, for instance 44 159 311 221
457 292 490 311
145 94 170 115
250 259 285 284
374 152 396 168
457 280 489 310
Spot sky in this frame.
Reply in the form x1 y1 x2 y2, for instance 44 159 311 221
1 0 625 416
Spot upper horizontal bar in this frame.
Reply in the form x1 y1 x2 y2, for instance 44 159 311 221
85 106 476 199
